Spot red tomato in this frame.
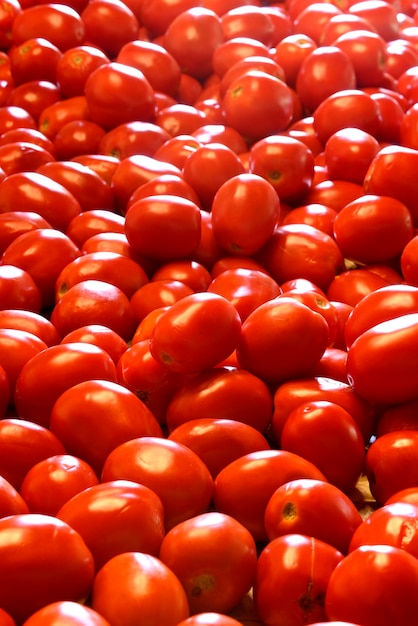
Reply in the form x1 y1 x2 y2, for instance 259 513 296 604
81 0 139 58
0 364 9 417
57 480 165 570
7 81 61 125
0 474 29 518
348 0 400 41
281 288 339 347
139 0 201 37
0 513 94 625
91 552 189 626
213 449 327 542
19 454 99 516
14 342 118 429
333 29 388 87
326 269 390 308
369 90 405 144
160 511 257 614
54 119 105 160
84 62 155 130
61 324 127 365
8 38 62 86
21 601 111 626
222 70 294 142
304 179 364 212
283 203 337 237
0 608 15 626
150 292 242 375
0 309 58 346
236 296 329 386
346 313 418 405
293 2 343 45
11 4 85 51
325 545 418 625
272 33 317 89
98 121 170 162
50 379 162 475
324 128 380 185
151 260 212 293
65 209 125 249
0 265 42 313
280 400 365 493
127 173 201 210
401 234 418 285
168 418 270 479
55 45 110 99
314 347 349 383
101 436 214 531
264 478 362 554
176 614 243 626
375 398 418 437
0 140 54 175
130 280 194 323
220 5 276 46
165 366 273 434
0 129 56 157
212 36 271 78
254 534 344 626
0 328 47 397
219 55 286 98
38 96 89 141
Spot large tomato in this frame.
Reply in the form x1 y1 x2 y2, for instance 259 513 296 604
21 601 111 626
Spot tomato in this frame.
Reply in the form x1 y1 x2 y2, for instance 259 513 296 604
165 365 273 434
61 324 127 364
326 269 390 308
19 454 99 516
55 45 110 99
21 601 111 626
52 120 107 160
220 5 276 46
271 376 376 448
212 36 271 79
156 103 207 137
280 400 365 493
0 139 54 176
0 265 42 313
293 2 343 45
8 37 62 86
219 55 286 99
344 284 418 348
296 46 356 113
101 436 214 530
0 129 56 156
151 260 212 293
130 280 194 323
325 545 418 626
401 234 418 285
282 204 338 238
254 534 344 626
213 449 327 543
375 398 418 437
349 501 418 557
348 0 400 41
0 364 9 417
0 474 29 518
0 170 82 231
2 228 81 309
346 313 418 405
38 96 89 142
364 144 418 226
0 609 15 626
153 135 201 170
98 122 171 162
324 128 380 185
65 209 125 249
81 0 139 59
280 288 339 347
176 614 243 626
159 511 257 614
139 0 204 37
14 342 118 429
369 90 405 144
7 81 61 124
272 34 317 89
150 292 241 375
84 62 155 131
304 179 364 212
12 5 85 51
222 70 294 143
333 29 388 87
0 328 47 399
91 552 189 626
0 514 94 624
399 102 418 150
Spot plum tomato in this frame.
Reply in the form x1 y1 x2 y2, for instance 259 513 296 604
326 268 390 308
0 473 29 518
61 324 128 365
0 265 42 313
21 601 111 626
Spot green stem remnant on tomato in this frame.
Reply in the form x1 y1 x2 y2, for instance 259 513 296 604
191 573 216 597
282 501 297 520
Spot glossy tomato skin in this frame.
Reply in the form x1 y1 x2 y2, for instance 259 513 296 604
55 45 110 99
175 614 243 626
61 324 127 365
326 268 390 308
0 265 42 313
213 449 327 543
0 513 94 625
159 512 257 614
0 328 47 397
0 309 59 346
91 552 189 626
324 127 380 185
80 0 139 59
57 480 165 571
101 436 214 531
150 292 242 375
11 4 85 51
401 234 418 286
254 534 344 626
21 601 111 626
346 313 418 405
325 545 418 626
0 474 29 518
50 379 162 476
0 210 52 255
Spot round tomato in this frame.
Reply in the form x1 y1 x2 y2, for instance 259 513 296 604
21 601 111 626
55 45 110 99
176 614 243 626
61 324 127 365
129 280 194 323
0 265 42 313
324 128 380 185
333 29 388 87
11 4 85 51
8 38 62 86
326 269 390 308
80 0 139 58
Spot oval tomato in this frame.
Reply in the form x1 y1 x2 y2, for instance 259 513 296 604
0 474 29 518
21 601 111 626
11 4 85 51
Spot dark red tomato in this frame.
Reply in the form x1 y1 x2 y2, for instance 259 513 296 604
159 512 257 614
61 324 127 365
222 70 294 143
81 0 139 58
271 376 376 448
125 194 202 261
38 95 90 141
8 37 62 86
364 144 418 226
236 296 329 386
0 308 59 346
168 418 270 479
7 80 61 123
210 173 280 255
2 228 81 309
84 62 155 131
333 29 388 87
0 474 29 518
0 171 81 231
212 36 271 78
349 501 418 557
213 449 327 542
248 135 315 205
207 267 282 321
19 454 99 516
98 121 171 162
151 260 212 293
50 279 137 342
14 342 118 429
314 347 349 383
56 45 109 99
296 46 356 113
256 224 344 294
326 269 390 308
101 436 214 530
91 552 189 626
0 265 42 312
53 119 107 160
12 4 85 51
401 234 418 285
21 601 111 626
347 313 418 405
344 284 418 348
333 194 414 264
264 478 362 554
324 128 380 185
255 535 344 626
130 280 194 323
165 366 273 434
57 480 165 571
375 398 418 438
0 418 65 490
0 514 94 624
325 545 418 625
150 292 242 375
399 102 418 150
50 379 161 475
0 328 47 396
348 0 400 41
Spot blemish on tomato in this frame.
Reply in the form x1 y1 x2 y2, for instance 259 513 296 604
191 573 215 597
282 501 297 520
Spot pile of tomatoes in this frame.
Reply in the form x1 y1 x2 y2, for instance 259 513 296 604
2 0 418 624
